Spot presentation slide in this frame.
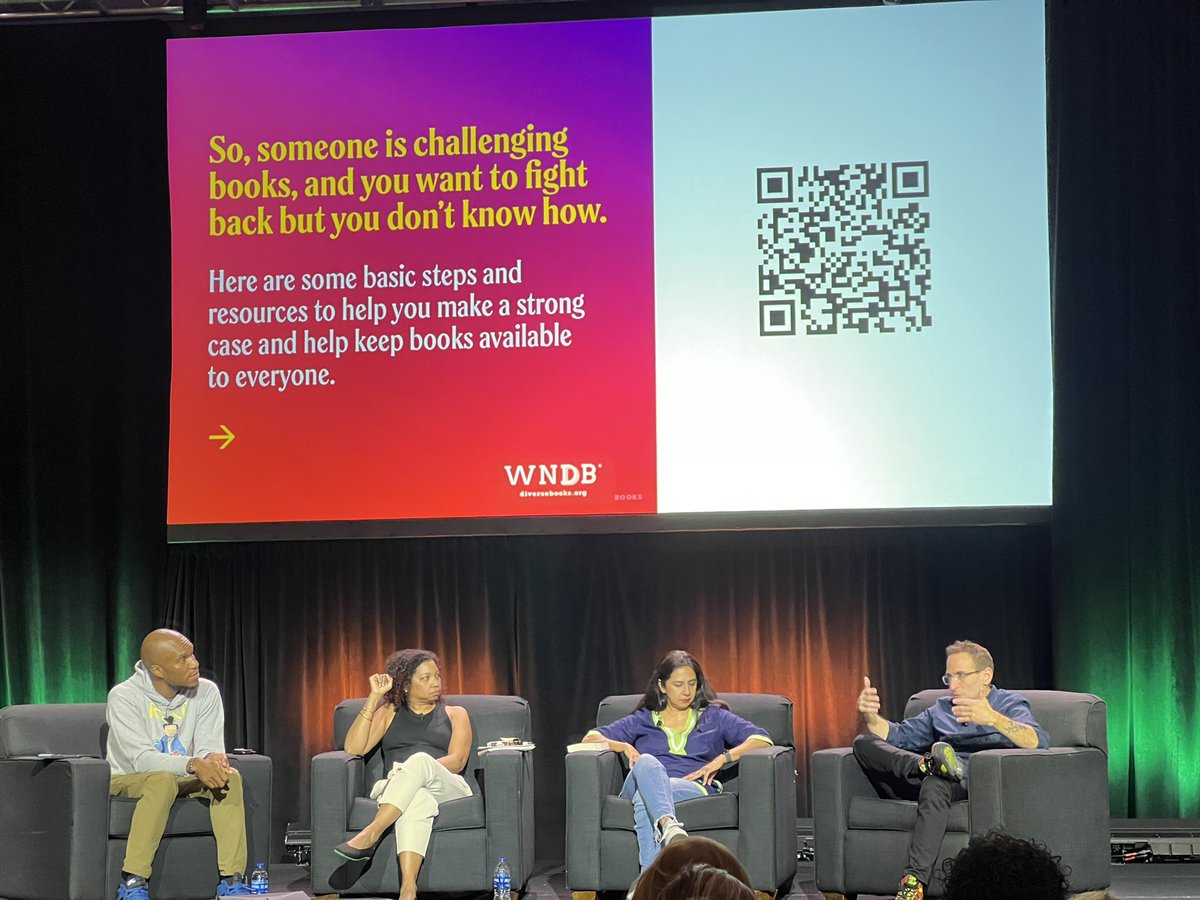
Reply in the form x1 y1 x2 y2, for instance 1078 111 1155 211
166 0 1051 538
653 2 1051 512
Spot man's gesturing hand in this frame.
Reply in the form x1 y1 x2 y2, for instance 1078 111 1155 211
951 694 996 726
857 676 881 718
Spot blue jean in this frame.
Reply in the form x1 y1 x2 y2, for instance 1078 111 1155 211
619 754 707 868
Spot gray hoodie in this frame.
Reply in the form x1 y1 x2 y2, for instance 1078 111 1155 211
105 660 227 777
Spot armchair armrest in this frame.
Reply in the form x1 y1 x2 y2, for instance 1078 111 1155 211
229 754 272 866
0 756 111 900
565 748 623 889
967 747 1111 890
482 749 535 888
310 751 365 894
735 745 797 891
967 747 1109 831
810 747 876 895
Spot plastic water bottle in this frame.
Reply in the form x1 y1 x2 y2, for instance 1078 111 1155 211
250 861 269 895
492 856 511 900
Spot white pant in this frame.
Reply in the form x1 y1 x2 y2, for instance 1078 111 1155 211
369 752 472 856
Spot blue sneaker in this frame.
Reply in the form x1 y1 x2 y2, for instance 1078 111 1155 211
215 873 252 896
116 874 149 900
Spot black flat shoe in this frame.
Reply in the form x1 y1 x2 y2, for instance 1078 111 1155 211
334 840 377 862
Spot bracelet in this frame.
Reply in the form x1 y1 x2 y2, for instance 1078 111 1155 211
358 711 374 722
722 750 734 766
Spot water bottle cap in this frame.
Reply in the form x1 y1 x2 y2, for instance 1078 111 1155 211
499 857 506 861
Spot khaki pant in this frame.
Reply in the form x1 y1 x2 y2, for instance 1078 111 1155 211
370 752 472 857
109 769 248 879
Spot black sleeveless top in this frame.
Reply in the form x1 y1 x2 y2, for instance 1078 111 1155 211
380 703 454 770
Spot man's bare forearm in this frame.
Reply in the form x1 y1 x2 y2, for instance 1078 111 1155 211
991 714 1040 749
863 714 890 740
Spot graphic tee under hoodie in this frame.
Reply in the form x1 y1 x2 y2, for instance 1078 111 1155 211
106 660 227 777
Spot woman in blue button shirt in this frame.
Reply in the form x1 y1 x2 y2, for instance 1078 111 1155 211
583 650 773 869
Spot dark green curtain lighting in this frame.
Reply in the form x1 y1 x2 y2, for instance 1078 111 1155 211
1048 0 1200 816
0 21 169 708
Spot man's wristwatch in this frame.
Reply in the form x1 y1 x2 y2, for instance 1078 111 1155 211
722 750 734 766
185 757 195 775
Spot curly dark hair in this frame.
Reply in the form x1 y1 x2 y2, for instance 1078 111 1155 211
942 830 1070 900
382 648 443 710
636 650 727 712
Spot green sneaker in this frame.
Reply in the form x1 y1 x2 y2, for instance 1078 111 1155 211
919 741 964 782
895 873 925 900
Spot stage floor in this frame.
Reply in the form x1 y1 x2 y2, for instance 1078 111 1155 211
269 858 1200 900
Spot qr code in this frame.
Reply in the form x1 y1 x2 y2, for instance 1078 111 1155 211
756 162 932 336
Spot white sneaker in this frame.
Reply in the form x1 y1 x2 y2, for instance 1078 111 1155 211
660 818 688 847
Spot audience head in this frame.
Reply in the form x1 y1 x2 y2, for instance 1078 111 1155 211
384 648 443 709
658 862 754 900
638 650 726 712
630 836 750 900
942 830 1069 900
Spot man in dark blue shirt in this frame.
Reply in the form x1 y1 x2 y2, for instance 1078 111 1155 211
853 640 1050 900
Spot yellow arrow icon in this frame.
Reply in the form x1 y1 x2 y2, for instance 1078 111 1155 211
208 424 236 450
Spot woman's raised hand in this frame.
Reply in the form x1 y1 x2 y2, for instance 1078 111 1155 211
368 672 393 697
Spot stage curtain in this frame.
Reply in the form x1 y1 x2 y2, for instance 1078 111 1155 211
1049 0 1200 816
163 526 1052 857
0 21 170 706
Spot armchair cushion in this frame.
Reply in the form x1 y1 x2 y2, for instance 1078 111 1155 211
348 792 486 832
109 797 218 837
904 689 1107 752
0 703 110 757
848 796 969 832
597 693 794 747
600 791 738 832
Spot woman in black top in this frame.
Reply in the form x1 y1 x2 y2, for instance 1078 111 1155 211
335 649 473 900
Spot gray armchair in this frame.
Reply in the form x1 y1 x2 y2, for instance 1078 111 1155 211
812 689 1110 898
565 693 797 895
0 702 273 900
310 694 535 897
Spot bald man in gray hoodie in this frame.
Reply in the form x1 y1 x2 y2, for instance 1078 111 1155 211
106 629 251 899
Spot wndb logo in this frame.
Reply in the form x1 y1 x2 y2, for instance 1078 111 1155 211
504 463 600 487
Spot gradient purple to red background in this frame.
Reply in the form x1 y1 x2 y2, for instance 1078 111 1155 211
167 20 655 525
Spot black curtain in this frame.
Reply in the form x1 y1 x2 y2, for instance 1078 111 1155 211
1 21 171 705
162 527 1051 859
2 0 1198 863
1049 0 1200 814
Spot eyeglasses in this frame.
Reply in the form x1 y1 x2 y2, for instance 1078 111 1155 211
941 669 984 685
